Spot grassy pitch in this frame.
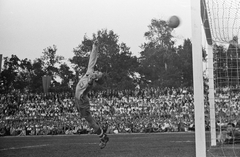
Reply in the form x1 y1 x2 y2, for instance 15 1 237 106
0 132 239 157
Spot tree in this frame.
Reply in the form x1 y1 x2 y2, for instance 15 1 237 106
177 39 193 87
41 45 64 76
213 44 228 88
38 45 64 92
144 19 173 47
226 43 240 87
138 18 180 87
58 63 74 89
14 58 33 92
70 29 139 90
27 58 45 93
0 55 49 93
0 55 20 93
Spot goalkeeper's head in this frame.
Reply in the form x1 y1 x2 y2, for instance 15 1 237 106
94 71 105 85
87 71 105 85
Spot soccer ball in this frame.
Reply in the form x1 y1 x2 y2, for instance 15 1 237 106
168 15 180 28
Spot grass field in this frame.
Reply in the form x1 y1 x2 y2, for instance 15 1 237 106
0 132 239 157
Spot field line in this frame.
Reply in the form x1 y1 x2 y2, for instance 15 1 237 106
209 146 240 149
0 144 49 151
170 140 194 143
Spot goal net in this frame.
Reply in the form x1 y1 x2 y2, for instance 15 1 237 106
201 0 240 156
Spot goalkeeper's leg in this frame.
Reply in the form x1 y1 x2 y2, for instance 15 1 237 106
81 108 109 149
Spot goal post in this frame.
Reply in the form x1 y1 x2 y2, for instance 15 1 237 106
206 44 217 146
191 1 207 157
201 0 217 147
200 0 240 153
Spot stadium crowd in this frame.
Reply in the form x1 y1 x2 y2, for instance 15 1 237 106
0 87 239 136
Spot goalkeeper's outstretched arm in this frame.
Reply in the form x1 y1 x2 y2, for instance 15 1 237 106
86 40 99 74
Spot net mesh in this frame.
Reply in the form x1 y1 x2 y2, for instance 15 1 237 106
201 0 240 156
204 0 240 43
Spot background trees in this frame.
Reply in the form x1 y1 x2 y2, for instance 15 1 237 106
137 19 193 88
0 55 20 92
41 45 64 76
0 18 201 94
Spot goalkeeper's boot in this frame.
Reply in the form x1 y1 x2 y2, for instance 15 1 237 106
99 134 109 149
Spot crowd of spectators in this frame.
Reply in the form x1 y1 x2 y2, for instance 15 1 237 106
0 86 239 136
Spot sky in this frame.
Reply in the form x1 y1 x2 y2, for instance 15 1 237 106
0 0 192 63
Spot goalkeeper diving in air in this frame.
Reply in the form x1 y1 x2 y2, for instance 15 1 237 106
75 39 109 149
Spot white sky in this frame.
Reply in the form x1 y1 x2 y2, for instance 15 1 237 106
0 0 192 62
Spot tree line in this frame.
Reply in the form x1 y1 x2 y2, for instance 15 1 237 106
0 18 208 94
